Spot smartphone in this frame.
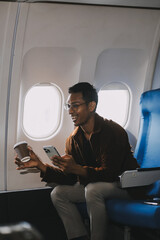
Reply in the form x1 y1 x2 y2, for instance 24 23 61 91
43 145 60 159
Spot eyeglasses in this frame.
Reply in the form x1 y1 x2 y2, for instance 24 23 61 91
64 102 86 111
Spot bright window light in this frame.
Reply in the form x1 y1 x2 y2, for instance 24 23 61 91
23 84 62 139
96 89 129 126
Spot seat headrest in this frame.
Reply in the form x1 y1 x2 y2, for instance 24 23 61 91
141 88 160 115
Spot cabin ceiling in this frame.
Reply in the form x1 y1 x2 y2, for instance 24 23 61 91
1 0 160 8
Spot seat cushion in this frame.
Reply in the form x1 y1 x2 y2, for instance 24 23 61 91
106 199 160 229
76 198 160 229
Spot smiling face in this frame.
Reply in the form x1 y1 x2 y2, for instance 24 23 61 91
67 92 96 127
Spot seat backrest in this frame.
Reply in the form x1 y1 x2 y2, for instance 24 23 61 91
134 89 160 197
134 88 160 168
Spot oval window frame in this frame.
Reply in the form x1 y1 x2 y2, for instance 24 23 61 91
96 82 130 127
22 83 63 140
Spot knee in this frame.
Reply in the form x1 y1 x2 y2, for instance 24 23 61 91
50 186 65 205
85 183 100 202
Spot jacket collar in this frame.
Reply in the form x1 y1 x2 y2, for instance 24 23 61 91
71 113 106 140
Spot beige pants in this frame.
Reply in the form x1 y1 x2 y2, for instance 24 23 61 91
50 182 131 240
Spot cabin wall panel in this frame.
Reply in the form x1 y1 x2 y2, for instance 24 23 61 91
0 2 18 190
4 3 160 190
0 189 67 240
0 193 8 224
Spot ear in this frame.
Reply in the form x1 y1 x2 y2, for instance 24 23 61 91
88 101 96 112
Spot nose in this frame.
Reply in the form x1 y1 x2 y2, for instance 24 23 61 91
69 106 74 114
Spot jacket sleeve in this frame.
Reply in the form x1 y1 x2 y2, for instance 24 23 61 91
40 164 77 185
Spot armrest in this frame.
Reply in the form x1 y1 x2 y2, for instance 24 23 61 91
120 168 160 188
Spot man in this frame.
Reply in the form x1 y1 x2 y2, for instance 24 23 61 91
15 82 139 240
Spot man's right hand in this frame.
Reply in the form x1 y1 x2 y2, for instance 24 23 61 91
14 146 47 173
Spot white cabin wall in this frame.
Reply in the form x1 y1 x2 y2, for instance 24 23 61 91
0 2 159 190
0 2 18 190
152 45 160 90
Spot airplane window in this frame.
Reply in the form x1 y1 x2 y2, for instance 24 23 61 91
96 83 130 127
23 83 63 139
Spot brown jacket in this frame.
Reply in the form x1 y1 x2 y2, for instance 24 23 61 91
41 114 139 186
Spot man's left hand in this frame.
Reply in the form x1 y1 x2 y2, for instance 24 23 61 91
51 154 77 173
